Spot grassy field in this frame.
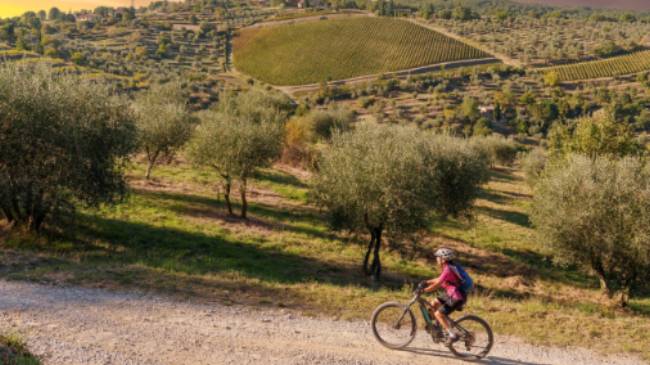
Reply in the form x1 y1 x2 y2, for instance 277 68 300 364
1 160 650 360
233 17 488 86
542 50 650 82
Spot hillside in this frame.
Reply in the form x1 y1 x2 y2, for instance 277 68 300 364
1 160 649 361
233 17 489 85
541 50 650 82
513 0 650 11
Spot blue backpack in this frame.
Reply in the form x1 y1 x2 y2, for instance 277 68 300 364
450 264 474 295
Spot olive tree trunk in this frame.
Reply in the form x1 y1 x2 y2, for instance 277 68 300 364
145 149 160 180
240 177 248 219
221 174 234 216
363 226 383 281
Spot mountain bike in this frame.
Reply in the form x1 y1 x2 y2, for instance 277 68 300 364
371 282 493 361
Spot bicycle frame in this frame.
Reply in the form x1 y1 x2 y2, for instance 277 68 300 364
399 291 467 340
402 292 437 325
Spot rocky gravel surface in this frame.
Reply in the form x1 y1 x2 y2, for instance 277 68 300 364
0 280 644 365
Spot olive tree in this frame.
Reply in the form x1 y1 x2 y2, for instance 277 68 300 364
547 110 643 160
217 87 294 125
531 154 650 307
133 81 195 179
312 124 488 280
188 91 286 219
0 64 136 232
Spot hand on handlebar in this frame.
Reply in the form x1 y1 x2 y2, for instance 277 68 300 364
416 281 428 293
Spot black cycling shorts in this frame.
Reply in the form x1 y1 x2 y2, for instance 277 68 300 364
436 293 465 315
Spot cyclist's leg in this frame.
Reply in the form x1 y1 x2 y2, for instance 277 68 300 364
427 297 442 319
434 304 453 332
434 294 458 332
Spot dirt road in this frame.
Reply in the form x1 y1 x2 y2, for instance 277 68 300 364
0 280 643 365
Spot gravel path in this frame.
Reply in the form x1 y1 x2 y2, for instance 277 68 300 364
0 280 644 365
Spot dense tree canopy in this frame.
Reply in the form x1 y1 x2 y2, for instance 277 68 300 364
312 124 489 280
0 64 136 231
531 154 650 306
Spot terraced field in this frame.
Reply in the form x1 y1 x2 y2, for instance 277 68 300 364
233 17 488 85
543 50 650 82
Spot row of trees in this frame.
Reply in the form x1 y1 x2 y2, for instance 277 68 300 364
0 64 294 230
1 64 496 284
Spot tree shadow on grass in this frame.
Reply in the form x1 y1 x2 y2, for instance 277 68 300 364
0 249 322 312
477 206 531 228
253 169 308 189
76 216 344 284
68 213 416 292
134 189 341 242
478 189 512 205
489 168 521 183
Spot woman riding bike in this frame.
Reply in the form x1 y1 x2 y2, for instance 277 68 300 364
421 247 468 344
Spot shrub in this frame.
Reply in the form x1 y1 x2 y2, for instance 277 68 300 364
217 87 294 124
312 124 488 280
543 70 559 87
548 110 643 159
531 154 650 307
133 81 195 179
519 147 547 185
310 107 355 140
470 134 520 166
282 107 355 166
424 134 490 217
0 64 136 231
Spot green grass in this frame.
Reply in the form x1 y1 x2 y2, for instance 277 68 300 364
1 162 650 361
0 333 40 365
233 17 488 85
541 50 650 82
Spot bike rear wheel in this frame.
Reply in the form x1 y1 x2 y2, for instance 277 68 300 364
447 314 493 361
371 301 417 349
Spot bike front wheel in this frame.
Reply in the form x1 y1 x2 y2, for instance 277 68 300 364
448 314 494 361
371 301 417 349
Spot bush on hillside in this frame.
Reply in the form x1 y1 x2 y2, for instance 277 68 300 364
283 107 355 167
217 87 294 124
470 134 520 167
312 124 488 280
426 134 490 217
530 154 650 307
0 64 136 232
519 147 547 186
547 110 643 159
133 81 196 179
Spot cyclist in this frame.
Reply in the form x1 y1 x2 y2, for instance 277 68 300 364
421 247 466 344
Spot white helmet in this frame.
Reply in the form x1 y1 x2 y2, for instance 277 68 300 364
434 247 456 261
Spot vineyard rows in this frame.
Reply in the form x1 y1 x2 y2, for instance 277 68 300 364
233 17 487 85
544 50 650 82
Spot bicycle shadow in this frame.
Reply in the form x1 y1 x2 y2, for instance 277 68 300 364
399 347 551 365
